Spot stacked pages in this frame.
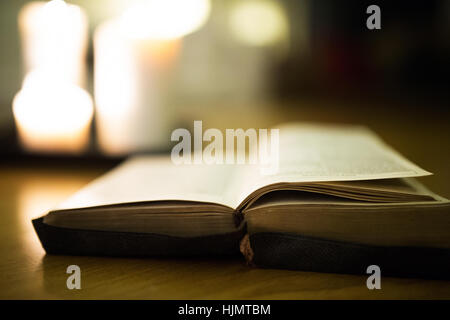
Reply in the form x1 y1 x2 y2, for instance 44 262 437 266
33 123 450 278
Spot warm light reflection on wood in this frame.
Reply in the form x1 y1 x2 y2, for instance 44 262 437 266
0 167 101 298
15 171 96 263
17 174 91 225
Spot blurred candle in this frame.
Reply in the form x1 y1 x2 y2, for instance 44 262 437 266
12 70 94 154
18 0 88 86
94 20 180 154
94 0 211 155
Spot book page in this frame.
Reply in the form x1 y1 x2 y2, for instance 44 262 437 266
236 123 431 204
56 156 240 211
56 123 432 211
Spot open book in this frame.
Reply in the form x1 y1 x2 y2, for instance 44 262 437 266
33 123 450 279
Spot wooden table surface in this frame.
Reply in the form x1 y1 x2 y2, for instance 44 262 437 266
1 101 449 299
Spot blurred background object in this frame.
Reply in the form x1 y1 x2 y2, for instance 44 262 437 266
12 68 93 153
94 0 211 155
18 0 88 86
0 0 448 158
13 0 92 154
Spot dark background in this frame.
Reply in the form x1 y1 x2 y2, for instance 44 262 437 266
0 0 448 158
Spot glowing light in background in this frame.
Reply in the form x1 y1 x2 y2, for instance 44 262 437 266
119 0 211 39
12 69 94 154
43 0 67 16
229 0 289 46
18 0 88 86
95 0 211 154
94 21 137 117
